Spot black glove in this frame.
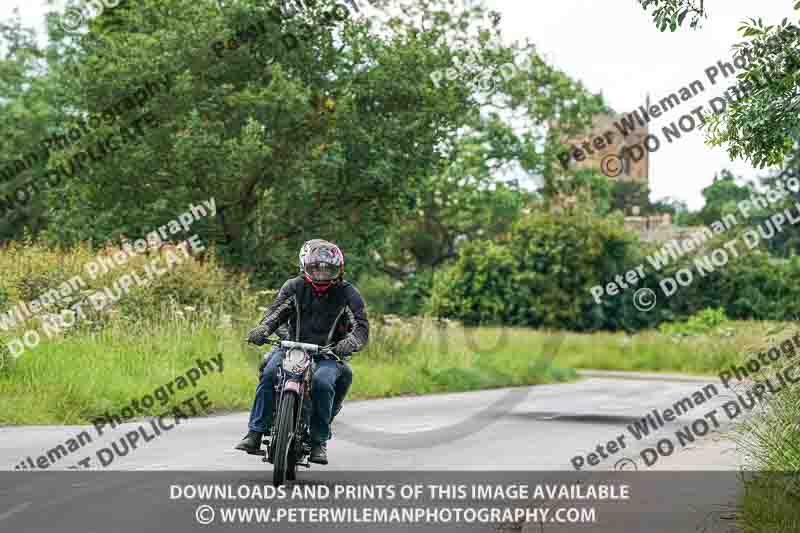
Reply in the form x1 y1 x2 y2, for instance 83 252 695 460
313 344 328 359
333 338 356 358
247 325 269 346
319 344 347 361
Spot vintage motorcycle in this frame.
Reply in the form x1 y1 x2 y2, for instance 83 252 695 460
249 337 346 487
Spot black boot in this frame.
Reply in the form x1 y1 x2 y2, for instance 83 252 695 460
234 431 263 454
309 442 328 465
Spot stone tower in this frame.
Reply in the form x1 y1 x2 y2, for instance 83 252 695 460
557 99 651 214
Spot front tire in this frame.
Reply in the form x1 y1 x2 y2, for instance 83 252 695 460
272 392 298 487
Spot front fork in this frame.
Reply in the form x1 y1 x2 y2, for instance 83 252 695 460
266 369 313 463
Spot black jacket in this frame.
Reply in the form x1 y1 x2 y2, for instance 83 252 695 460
249 276 369 356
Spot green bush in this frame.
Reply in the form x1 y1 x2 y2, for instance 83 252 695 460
711 254 800 320
654 249 800 324
0 242 251 338
429 209 800 332
658 307 730 337
429 210 655 331
399 269 435 315
357 269 435 316
357 274 403 316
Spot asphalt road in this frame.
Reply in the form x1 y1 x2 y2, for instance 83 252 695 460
0 370 745 472
0 371 750 532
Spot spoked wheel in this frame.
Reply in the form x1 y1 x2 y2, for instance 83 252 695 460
272 392 298 487
287 453 297 481
286 431 298 482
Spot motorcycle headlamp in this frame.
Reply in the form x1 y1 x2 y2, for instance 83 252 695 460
282 348 311 373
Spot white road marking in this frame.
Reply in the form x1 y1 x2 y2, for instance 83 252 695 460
0 501 32 522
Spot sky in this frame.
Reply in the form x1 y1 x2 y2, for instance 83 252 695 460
2 0 797 209
493 0 797 209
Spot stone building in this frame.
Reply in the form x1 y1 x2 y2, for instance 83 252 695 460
557 102 652 214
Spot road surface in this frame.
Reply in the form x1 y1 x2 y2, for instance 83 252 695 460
0 370 745 471
0 371 750 532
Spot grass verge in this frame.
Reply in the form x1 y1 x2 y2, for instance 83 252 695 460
557 320 774 375
720 322 800 533
0 317 577 425
2 311 789 426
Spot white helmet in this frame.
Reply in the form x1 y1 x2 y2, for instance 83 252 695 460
298 239 344 292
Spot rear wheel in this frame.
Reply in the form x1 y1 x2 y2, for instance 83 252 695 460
272 392 298 487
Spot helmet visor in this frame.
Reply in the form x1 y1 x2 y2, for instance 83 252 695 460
306 261 339 282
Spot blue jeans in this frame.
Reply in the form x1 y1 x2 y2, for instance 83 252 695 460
248 346 353 444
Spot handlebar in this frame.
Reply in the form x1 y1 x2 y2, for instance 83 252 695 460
246 337 346 362
277 340 325 353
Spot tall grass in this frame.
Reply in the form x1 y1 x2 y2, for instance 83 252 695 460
719 322 800 532
0 243 580 425
0 313 579 425
555 323 764 375
354 319 576 398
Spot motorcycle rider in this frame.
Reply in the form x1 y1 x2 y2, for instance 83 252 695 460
235 239 369 464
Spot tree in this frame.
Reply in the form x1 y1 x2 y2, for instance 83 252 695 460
637 1 800 167
638 0 708 31
750 143 800 256
1 0 607 290
648 195 689 222
0 10 64 241
2 0 519 283
681 169 754 226
376 172 528 276
351 1 607 278
706 16 800 167
609 180 648 215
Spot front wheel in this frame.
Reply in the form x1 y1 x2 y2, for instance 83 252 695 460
272 392 298 487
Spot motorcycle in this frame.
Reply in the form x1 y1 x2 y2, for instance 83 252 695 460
248 337 346 486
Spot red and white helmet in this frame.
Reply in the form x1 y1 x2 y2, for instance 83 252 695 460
299 239 345 293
